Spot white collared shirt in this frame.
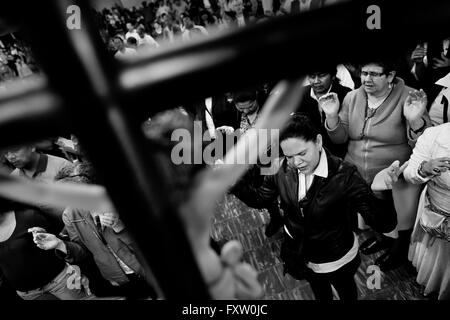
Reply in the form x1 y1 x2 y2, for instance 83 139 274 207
284 150 359 273
284 150 328 238
297 149 328 201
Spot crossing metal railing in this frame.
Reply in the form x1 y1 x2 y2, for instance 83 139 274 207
0 0 449 299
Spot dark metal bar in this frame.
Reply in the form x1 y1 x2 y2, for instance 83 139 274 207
0 0 449 299
118 0 450 120
0 77 66 149
18 0 210 299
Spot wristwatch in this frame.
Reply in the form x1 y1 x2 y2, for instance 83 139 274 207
410 118 427 135
418 160 432 179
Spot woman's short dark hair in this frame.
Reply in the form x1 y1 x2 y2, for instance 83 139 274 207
360 60 396 75
232 88 257 103
126 36 138 46
280 114 320 143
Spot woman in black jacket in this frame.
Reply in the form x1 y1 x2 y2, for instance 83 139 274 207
232 114 397 300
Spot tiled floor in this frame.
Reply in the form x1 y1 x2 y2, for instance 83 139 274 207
211 193 426 300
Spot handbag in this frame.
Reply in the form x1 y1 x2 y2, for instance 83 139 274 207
419 193 450 242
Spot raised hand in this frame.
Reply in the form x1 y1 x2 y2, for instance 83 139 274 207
386 161 409 188
371 160 408 191
99 212 125 232
318 92 340 118
421 157 450 177
411 44 427 63
403 89 427 123
31 231 63 250
432 52 450 69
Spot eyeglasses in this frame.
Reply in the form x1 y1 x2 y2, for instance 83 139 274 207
360 71 385 78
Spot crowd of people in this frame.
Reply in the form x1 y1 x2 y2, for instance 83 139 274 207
0 37 36 83
0 1 450 301
93 0 344 59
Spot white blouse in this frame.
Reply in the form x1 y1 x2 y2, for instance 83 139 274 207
403 122 450 185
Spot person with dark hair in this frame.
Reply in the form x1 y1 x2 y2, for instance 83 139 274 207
182 14 209 40
0 78 307 300
409 38 450 102
126 36 138 50
220 10 238 29
30 162 159 300
232 114 397 300
232 88 260 132
322 60 432 271
125 21 139 41
206 87 284 237
375 122 450 300
5 54 18 77
173 0 190 20
184 93 238 140
142 1 156 31
112 36 137 60
5 144 71 183
151 22 165 43
219 0 246 26
136 26 160 50
294 67 351 158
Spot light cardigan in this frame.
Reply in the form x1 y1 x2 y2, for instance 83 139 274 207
403 122 450 190
326 78 431 183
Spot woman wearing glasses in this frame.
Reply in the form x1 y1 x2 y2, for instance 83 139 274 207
320 61 431 271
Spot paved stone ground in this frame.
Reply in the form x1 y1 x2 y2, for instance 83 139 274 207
211 193 426 300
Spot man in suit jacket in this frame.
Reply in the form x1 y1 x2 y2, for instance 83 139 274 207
186 95 240 139
294 67 351 158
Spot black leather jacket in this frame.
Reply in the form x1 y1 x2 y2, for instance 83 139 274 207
232 151 397 264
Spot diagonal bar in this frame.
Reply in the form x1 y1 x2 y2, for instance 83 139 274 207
0 76 67 149
0 0 449 299
17 0 210 299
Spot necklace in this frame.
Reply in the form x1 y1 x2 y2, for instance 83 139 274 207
360 86 393 140
367 86 392 109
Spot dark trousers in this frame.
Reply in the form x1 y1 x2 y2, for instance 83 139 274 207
120 273 158 300
306 254 361 301
95 273 158 300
